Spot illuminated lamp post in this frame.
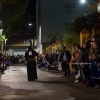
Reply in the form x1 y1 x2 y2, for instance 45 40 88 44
4 39 8 55
29 23 32 26
97 3 100 13
36 0 42 54
0 21 3 53
0 29 3 53
0 21 3 37
0 29 3 37
80 0 86 4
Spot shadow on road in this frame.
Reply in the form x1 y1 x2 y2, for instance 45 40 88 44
35 80 66 84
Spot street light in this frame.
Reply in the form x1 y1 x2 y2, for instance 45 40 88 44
80 0 86 4
0 20 3 53
97 3 100 13
4 39 8 55
28 23 32 26
0 20 3 36
0 29 3 37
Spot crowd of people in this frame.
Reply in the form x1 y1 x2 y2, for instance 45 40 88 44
0 53 11 73
37 34 100 89
10 55 25 64
0 54 26 73
71 34 100 88
0 34 100 88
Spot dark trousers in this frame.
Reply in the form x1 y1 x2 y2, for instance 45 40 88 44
61 61 70 76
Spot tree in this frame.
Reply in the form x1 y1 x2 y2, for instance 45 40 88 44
48 33 55 44
48 29 64 44
64 1 100 50
63 32 79 48
42 41 50 53
53 29 63 42
68 12 99 35
0 0 29 36
9 14 27 33
68 0 100 35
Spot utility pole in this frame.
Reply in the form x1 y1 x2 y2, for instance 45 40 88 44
65 4 76 13
0 9 3 53
36 0 42 54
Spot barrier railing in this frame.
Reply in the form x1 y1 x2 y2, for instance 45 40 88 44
72 63 91 65
67 63 91 82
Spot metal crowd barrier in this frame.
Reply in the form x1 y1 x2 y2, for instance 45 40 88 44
67 63 91 82
72 63 91 65
72 62 100 88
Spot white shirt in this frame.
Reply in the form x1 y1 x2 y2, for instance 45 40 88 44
63 52 67 61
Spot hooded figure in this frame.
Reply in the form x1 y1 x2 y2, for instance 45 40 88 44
25 46 38 81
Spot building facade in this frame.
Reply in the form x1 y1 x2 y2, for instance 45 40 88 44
6 20 37 56
5 0 37 56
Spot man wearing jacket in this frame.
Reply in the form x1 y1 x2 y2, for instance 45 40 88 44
61 46 71 76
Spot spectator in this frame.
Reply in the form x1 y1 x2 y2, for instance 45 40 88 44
60 46 71 76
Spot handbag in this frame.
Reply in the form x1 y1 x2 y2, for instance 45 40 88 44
58 62 62 71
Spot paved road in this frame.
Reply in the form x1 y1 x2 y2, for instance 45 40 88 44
0 65 100 100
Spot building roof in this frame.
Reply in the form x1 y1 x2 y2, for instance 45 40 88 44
80 28 89 34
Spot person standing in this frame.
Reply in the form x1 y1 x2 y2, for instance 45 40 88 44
61 46 71 76
25 46 38 81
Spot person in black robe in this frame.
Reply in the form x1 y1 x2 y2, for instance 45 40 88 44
25 46 38 81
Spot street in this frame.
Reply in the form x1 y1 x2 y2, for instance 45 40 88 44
0 65 100 100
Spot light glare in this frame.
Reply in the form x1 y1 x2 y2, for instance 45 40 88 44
29 23 32 26
80 0 86 3
98 3 100 13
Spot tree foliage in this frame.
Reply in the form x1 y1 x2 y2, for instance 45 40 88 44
68 12 99 35
1 35 5 41
63 32 79 47
48 29 63 44
0 0 29 36
46 0 100 50
0 34 6 42
68 0 100 35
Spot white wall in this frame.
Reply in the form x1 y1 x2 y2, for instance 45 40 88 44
14 51 25 56
6 49 13 56
6 49 26 56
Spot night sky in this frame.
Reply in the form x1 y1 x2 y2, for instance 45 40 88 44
25 0 97 42
40 0 89 42
26 0 36 16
